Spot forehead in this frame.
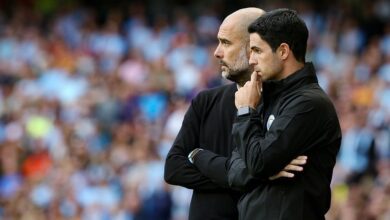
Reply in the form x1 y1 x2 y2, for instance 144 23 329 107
217 21 241 41
249 33 266 47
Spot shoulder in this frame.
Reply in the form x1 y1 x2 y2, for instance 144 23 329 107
197 83 236 97
189 83 236 116
281 84 336 114
300 85 335 109
193 83 236 104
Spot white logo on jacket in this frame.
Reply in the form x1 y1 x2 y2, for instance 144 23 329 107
267 115 275 130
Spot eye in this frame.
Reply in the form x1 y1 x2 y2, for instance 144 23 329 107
251 48 261 54
221 39 231 46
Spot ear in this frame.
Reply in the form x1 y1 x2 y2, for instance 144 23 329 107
277 43 290 60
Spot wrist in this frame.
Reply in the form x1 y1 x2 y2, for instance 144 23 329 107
237 106 257 117
188 148 204 164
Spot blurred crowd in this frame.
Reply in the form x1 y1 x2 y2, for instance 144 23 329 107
0 0 389 219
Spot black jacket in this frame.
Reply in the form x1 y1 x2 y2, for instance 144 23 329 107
164 83 241 220
228 63 342 220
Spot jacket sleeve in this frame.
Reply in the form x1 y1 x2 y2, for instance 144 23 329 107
164 97 224 191
226 148 265 191
233 97 330 179
192 149 230 188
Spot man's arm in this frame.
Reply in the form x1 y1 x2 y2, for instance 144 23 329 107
165 89 308 190
191 149 231 188
227 148 261 191
231 72 334 179
227 147 307 191
164 97 225 191
233 97 330 178
193 145 307 190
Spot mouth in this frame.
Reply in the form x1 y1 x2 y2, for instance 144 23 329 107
219 61 227 67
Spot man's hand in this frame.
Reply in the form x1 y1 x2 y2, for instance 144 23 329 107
269 156 307 180
235 71 262 109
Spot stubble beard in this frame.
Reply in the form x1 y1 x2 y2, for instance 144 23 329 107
221 48 251 86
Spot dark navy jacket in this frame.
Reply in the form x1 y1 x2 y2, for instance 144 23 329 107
228 63 342 220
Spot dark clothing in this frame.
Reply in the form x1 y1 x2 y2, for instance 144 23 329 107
228 63 342 220
164 83 241 220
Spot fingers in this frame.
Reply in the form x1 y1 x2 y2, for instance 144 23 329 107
279 171 294 178
269 171 294 181
235 72 262 109
289 156 307 166
250 71 258 83
284 164 303 172
244 72 262 88
269 156 307 181
250 71 262 95
296 156 308 160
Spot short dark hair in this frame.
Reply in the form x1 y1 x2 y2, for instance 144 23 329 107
248 8 308 63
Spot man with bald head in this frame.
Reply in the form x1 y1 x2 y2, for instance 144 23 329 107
164 8 306 220
214 8 262 86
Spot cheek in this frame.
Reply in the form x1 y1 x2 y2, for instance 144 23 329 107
224 50 234 62
228 47 241 59
271 57 282 71
258 55 269 68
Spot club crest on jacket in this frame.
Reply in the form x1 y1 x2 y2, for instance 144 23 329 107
267 115 275 130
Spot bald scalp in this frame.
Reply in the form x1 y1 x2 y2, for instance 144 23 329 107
223 8 265 39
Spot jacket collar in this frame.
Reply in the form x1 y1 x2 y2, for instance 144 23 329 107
262 62 318 99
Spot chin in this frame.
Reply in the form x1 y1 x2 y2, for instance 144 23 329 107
221 71 230 79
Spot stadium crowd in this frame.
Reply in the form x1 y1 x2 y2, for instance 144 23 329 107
0 0 389 219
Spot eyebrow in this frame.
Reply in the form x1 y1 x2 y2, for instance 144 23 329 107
218 37 231 43
250 46 260 50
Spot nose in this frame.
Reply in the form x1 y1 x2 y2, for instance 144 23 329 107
214 45 223 59
249 53 257 66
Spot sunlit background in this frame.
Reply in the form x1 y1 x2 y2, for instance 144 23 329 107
0 0 389 219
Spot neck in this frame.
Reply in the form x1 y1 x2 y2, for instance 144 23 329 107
281 61 305 80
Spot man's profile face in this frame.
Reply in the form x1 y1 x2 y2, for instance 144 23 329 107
214 21 250 81
249 33 283 81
